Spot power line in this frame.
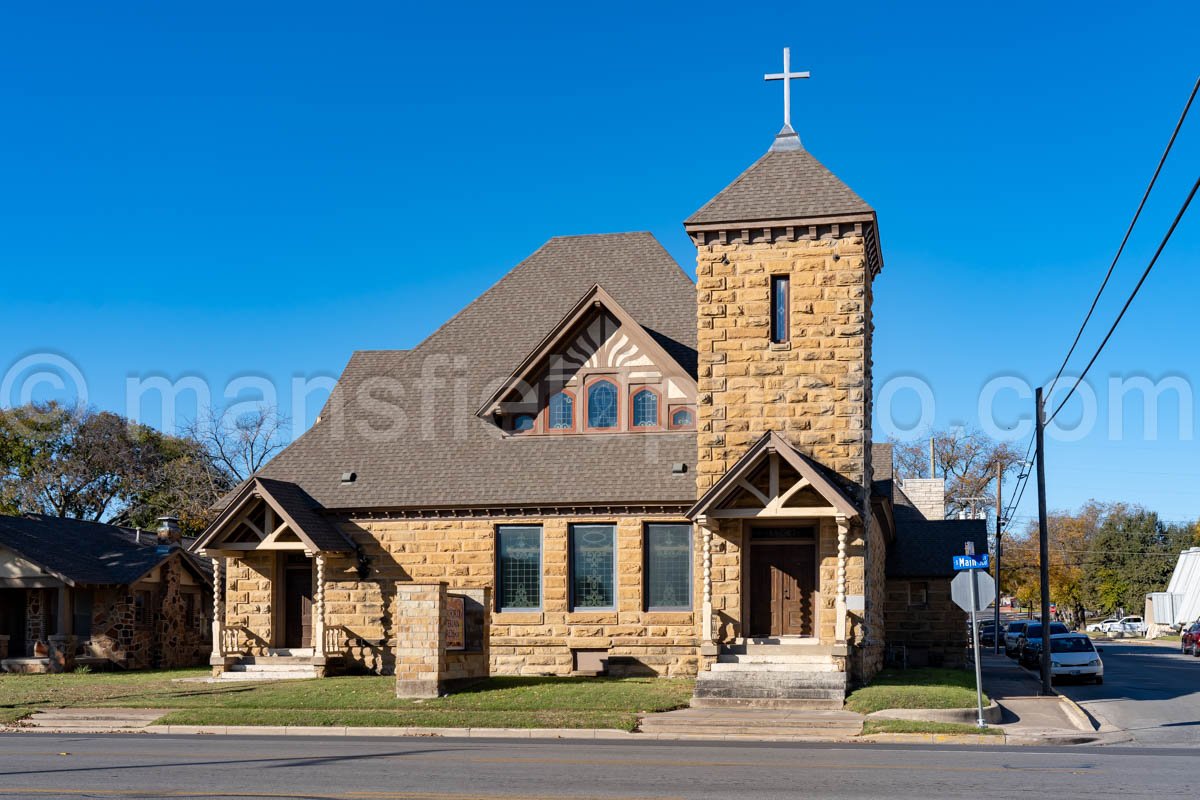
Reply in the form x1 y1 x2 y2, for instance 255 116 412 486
1044 75 1200 404
1046 172 1200 425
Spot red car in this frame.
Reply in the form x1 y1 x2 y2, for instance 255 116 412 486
1182 622 1200 656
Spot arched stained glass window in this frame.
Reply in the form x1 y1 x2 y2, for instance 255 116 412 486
671 408 694 428
587 380 618 429
632 389 658 428
548 392 574 430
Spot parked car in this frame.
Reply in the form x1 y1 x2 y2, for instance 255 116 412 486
979 621 999 649
1181 621 1200 656
1086 617 1118 633
1016 621 1070 661
1022 633 1104 683
1004 620 1029 657
1097 616 1147 636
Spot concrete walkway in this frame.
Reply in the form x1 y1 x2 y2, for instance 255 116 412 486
21 708 168 733
979 652 1105 744
639 707 864 740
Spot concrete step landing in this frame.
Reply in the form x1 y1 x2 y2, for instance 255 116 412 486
640 707 863 739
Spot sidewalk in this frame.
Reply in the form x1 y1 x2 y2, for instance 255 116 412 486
978 652 1109 745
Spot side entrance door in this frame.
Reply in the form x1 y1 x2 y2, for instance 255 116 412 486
282 555 313 649
749 543 816 637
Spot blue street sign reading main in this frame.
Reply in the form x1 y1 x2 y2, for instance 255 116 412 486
952 553 990 571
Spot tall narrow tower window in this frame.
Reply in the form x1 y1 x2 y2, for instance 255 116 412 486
770 275 790 343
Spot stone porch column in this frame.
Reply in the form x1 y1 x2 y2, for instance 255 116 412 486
313 554 326 661
835 515 849 644
210 556 225 670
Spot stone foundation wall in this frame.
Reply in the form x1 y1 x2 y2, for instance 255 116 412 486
883 577 968 668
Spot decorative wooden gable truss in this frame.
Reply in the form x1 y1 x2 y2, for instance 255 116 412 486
478 284 697 434
194 478 353 557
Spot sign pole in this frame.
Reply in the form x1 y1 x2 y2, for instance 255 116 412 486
969 568 986 728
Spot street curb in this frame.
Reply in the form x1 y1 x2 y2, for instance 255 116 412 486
1056 695 1097 732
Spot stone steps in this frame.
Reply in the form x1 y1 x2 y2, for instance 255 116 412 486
693 643 848 709
217 656 322 681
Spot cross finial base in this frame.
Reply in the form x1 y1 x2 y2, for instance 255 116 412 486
769 123 803 152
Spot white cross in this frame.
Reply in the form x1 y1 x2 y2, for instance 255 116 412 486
764 47 810 130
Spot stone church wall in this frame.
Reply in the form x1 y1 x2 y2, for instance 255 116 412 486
883 577 969 668
320 514 702 677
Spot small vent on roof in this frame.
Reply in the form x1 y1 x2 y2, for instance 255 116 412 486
672 463 688 475
341 471 357 484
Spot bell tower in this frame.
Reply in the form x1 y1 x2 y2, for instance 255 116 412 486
685 58 882 504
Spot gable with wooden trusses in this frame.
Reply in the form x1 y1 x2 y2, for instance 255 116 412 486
688 431 861 522
195 478 354 556
479 284 698 436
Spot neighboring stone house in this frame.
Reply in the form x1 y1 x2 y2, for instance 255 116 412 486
0 515 213 673
194 113 983 705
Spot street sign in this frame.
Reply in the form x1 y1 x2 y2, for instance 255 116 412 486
951 568 995 729
952 553 990 571
951 570 996 613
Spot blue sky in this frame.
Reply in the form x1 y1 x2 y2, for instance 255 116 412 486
1 2 1197 526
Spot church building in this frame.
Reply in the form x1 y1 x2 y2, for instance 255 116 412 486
195 56 984 705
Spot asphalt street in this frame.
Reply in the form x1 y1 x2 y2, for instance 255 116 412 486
0 733 1194 800
1054 639 1200 747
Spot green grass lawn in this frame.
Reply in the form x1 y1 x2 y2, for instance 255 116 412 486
0 671 694 731
844 668 986 715
861 718 1002 737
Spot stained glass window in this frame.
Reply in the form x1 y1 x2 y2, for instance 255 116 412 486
513 414 535 433
646 524 691 610
548 392 573 430
770 274 790 343
587 380 618 429
632 389 658 427
570 524 616 610
670 408 693 428
497 526 542 611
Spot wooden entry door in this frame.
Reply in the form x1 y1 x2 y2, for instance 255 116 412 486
749 544 815 637
282 556 313 649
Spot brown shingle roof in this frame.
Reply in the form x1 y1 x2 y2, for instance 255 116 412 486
255 233 698 511
685 147 873 227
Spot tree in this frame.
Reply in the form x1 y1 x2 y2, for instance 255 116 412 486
0 402 224 534
184 404 289 484
1001 502 1197 623
890 427 1022 518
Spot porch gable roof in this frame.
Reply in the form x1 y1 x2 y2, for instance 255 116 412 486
687 431 860 521
194 477 355 555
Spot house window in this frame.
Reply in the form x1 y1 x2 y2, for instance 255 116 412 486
497 526 542 611
909 581 929 607
133 590 153 625
632 388 658 428
770 274 790 343
570 524 616 610
73 589 94 638
645 523 692 611
586 380 618 429
669 407 694 430
548 391 574 431
513 414 535 433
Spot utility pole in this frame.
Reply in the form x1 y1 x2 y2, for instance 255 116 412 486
993 460 1003 655
1035 387 1053 695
